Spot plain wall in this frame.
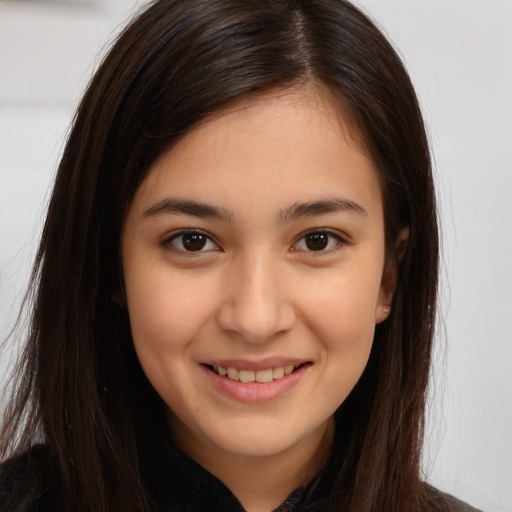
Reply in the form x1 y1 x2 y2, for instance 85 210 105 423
1 1 511 510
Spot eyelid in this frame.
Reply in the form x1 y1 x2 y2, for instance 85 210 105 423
159 227 349 256
161 228 221 255
291 228 349 254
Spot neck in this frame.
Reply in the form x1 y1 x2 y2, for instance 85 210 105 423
171 418 335 512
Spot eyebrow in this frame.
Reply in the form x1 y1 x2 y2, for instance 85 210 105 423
279 198 367 222
142 196 367 223
142 198 233 221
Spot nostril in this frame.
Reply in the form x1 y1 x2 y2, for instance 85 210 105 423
216 300 297 344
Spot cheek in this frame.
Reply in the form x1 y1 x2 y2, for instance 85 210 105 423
299 267 381 339
308 291 376 409
296 265 381 384
124 270 220 411
124 265 216 360
316 297 376 365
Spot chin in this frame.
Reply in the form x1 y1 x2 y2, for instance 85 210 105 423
207 417 318 459
215 432 297 458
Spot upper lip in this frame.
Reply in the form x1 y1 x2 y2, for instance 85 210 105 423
201 358 310 371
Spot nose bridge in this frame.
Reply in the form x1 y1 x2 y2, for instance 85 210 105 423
217 247 295 343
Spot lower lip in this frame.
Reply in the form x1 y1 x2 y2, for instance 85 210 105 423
201 364 310 404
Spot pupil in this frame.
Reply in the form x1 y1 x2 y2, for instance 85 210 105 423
306 233 328 251
183 234 206 251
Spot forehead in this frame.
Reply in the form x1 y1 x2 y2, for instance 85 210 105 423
130 86 382 224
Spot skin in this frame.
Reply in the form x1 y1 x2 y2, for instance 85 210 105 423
122 86 399 511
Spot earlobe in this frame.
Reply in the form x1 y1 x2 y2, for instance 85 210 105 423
375 226 409 324
395 226 410 263
375 303 392 324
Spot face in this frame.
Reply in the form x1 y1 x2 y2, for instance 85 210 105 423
122 87 394 465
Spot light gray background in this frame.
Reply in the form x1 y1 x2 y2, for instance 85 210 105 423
0 1 510 510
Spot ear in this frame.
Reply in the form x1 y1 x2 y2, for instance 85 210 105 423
375 226 409 324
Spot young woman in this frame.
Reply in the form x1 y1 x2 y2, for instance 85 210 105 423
0 1 483 511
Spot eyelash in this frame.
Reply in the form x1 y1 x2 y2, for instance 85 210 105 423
161 229 219 255
161 229 347 255
291 229 347 254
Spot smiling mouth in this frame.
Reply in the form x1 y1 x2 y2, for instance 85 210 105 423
203 363 310 383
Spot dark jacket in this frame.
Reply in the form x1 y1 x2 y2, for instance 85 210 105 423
0 442 483 512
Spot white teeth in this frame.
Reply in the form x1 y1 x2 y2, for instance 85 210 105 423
239 370 255 382
212 364 304 382
272 367 285 379
256 369 273 383
227 367 239 380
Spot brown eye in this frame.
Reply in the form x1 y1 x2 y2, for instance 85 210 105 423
305 233 329 251
182 233 207 251
167 231 217 253
294 231 343 253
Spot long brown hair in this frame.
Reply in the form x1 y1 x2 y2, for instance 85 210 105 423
1 1 438 510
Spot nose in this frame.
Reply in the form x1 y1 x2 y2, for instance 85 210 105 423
216 253 296 344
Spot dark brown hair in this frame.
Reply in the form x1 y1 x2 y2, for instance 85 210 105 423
1 0 438 510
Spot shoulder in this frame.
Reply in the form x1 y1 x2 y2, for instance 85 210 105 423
0 444 58 512
423 484 484 512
